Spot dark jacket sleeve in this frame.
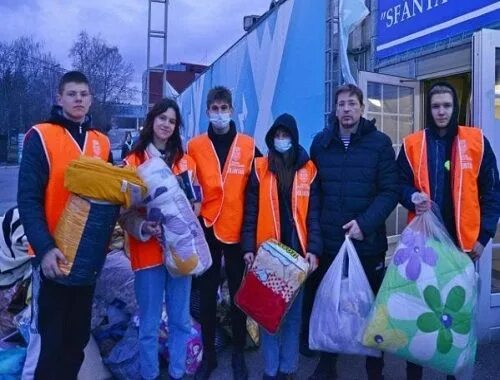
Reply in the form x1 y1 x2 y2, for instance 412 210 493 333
121 144 128 160
17 129 56 259
309 134 320 163
254 146 263 158
240 168 260 253
356 135 400 236
477 136 500 246
397 145 418 212
306 175 322 256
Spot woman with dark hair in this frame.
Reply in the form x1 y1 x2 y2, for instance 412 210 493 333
241 113 322 380
121 97 199 380
120 131 133 159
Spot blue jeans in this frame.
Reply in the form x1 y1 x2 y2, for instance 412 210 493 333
261 290 304 376
135 265 192 379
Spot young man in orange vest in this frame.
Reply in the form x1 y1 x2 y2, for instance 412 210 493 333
187 86 261 380
398 82 500 380
17 71 112 379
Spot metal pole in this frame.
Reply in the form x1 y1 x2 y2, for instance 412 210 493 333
163 0 169 98
146 0 152 109
336 0 342 86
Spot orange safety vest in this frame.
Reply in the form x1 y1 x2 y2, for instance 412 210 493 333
403 126 484 251
28 123 110 254
124 151 196 271
187 133 255 244
254 157 317 255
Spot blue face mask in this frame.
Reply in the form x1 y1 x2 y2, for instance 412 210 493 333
209 112 231 130
274 137 292 153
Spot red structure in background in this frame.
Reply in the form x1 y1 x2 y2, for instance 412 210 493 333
146 62 207 106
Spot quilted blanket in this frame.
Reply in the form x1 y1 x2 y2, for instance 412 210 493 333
235 239 309 334
137 157 211 277
362 218 477 376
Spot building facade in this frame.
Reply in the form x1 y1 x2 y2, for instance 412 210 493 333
332 0 500 343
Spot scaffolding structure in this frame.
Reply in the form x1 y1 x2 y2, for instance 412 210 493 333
146 0 170 109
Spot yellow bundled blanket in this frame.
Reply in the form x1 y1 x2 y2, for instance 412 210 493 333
65 157 146 207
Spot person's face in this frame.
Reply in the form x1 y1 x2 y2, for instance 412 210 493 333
430 92 454 128
57 82 92 123
335 92 364 129
153 107 177 143
126 133 131 142
206 100 232 117
275 129 290 139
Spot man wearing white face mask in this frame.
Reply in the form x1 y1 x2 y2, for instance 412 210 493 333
187 86 261 380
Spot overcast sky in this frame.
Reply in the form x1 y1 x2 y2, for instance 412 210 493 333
0 0 272 82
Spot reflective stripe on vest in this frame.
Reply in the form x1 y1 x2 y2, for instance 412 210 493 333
403 127 484 251
187 133 255 244
254 157 317 254
124 151 196 271
27 124 110 256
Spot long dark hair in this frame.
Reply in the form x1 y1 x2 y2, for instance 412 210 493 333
268 127 297 195
128 98 184 166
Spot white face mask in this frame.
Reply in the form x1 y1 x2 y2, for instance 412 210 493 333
274 137 292 153
209 112 231 130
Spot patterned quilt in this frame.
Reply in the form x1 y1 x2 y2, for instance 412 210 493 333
362 222 477 376
235 239 309 334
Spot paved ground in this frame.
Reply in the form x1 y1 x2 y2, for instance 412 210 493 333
3 166 500 379
78 339 500 379
0 165 18 214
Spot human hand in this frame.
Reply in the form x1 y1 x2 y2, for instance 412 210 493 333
342 220 364 240
142 221 162 238
413 192 431 215
469 241 484 261
41 248 68 279
305 252 318 272
243 252 255 266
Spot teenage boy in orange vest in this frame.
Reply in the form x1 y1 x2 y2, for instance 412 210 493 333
398 82 500 379
187 86 261 380
17 71 112 379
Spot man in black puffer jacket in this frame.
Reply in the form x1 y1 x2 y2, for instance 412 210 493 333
306 84 399 380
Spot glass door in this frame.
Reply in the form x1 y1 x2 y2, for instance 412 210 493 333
472 28 500 343
358 71 421 260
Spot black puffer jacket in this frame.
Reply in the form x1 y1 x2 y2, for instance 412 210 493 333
310 116 399 259
241 113 322 256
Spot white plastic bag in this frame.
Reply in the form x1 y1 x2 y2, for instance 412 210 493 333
309 235 380 356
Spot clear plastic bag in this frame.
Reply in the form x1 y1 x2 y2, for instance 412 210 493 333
309 235 380 356
362 193 477 377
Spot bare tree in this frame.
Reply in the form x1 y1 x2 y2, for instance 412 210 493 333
69 31 135 129
0 37 62 135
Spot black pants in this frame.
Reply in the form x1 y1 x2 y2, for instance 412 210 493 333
304 254 387 378
34 272 95 379
406 362 455 380
196 226 247 358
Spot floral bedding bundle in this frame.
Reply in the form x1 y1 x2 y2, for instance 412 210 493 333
362 205 477 377
137 157 212 277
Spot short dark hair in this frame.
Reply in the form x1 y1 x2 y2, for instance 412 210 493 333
58 71 90 94
206 86 232 109
429 83 455 104
334 84 364 106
